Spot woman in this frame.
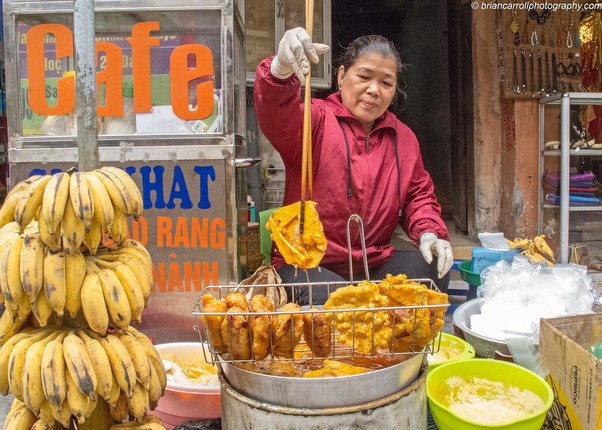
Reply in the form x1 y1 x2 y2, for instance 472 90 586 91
254 28 453 304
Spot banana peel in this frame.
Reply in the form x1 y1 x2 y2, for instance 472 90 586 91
266 201 327 270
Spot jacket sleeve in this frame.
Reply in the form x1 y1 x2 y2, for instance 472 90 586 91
399 129 450 245
253 57 304 168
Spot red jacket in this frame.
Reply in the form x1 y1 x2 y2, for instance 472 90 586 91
254 58 449 276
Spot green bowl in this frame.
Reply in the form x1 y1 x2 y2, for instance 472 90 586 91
428 333 476 368
427 359 553 430
458 260 481 286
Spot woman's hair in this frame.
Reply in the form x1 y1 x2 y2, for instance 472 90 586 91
337 35 406 111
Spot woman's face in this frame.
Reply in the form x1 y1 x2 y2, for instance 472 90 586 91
337 53 397 133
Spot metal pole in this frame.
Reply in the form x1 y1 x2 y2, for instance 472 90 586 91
559 94 570 263
73 0 99 171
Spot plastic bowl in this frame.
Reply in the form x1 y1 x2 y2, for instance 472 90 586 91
458 260 481 286
427 333 476 368
427 358 553 430
152 342 221 430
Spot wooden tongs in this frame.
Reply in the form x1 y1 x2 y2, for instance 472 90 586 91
300 0 314 234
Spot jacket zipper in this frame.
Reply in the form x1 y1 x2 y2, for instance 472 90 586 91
365 135 370 152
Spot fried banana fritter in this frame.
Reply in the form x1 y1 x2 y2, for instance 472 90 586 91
271 303 304 358
302 308 332 357
266 200 327 270
201 294 228 353
225 292 250 311
250 294 275 360
323 281 392 354
221 306 252 360
302 360 369 378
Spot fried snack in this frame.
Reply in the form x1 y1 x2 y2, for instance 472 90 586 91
201 293 228 353
268 360 301 377
221 306 252 360
303 308 332 357
380 274 449 353
225 292 250 311
266 200 327 270
323 281 392 354
302 359 369 378
250 294 275 360
271 303 304 358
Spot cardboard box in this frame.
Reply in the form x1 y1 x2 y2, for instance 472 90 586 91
539 314 602 430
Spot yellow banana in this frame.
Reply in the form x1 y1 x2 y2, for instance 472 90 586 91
48 399 73 428
108 204 128 245
147 356 163 409
61 198 85 254
63 331 98 401
533 234 556 263
31 289 53 328
30 418 56 430
41 172 71 235
116 331 151 390
109 389 129 422
92 169 129 215
77 329 114 402
126 327 166 393
112 263 146 322
100 166 143 218
98 267 131 329
8 330 58 401
43 249 67 317
0 189 26 228
41 331 69 409
83 219 103 255
95 252 151 303
107 375 121 408
0 308 17 339
37 211 62 252
65 366 92 424
0 315 24 348
0 236 22 315
22 331 66 414
20 233 46 304
38 400 57 427
126 382 150 421
14 174 52 231
84 172 115 230
3 399 37 430
69 172 95 232
109 415 166 429
64 251 86 318
88 331 136 398
0 328 52 395
507 237 532 251
80 271 109 335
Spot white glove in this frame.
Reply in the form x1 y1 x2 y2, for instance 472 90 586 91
270 27 329 80
419 233 454 279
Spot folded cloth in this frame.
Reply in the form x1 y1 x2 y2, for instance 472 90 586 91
543 171 596 183
546 193 600 205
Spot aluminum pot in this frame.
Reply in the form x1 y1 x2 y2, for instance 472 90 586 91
219 352 425 409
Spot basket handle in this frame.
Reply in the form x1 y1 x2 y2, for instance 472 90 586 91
347 214 370 284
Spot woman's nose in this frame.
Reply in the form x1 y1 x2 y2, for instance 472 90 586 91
366 81 379 95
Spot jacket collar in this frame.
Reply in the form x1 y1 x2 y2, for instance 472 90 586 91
325 92 398 133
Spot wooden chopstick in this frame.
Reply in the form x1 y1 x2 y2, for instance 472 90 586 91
300 0 314 234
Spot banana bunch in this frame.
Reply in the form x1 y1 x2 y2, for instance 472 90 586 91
109 415 166 430
507 234 556 266
0 326 166 428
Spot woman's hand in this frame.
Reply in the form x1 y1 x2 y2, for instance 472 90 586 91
419 233 453 279
270 27 329 80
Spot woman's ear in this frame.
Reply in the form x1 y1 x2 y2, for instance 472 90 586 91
337 66 345 89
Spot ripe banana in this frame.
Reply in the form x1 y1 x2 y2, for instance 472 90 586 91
109 414 166 429
147 357 163 410
112 263 146 322
533 234 556 263
31 289 54 328
92 169 129 215
22 330 66 414
62 331 98 401
0 236 25 316
100 166 143 218
80 271 109 335
41 172 71 235
38 400 57 427
37 211 62 252
95 252 151 303
97 267 131 329
0 189 26 229
89 331 136 398
108 204 128 245
0 310 21 344
107 375 121 408
65 367 92 424
83 219 103 255
48 398 73 428
61 197 85 254
69 172 95 232
76 329 114 402
126 326 166 393
41 331 69 409
64 251 86 318
20 233 46 304
43 249 67 317
3 399 37 430
109 389 129 422
116 331 151 390
84 172 115 229
126 381 150 421
14 175 52 231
